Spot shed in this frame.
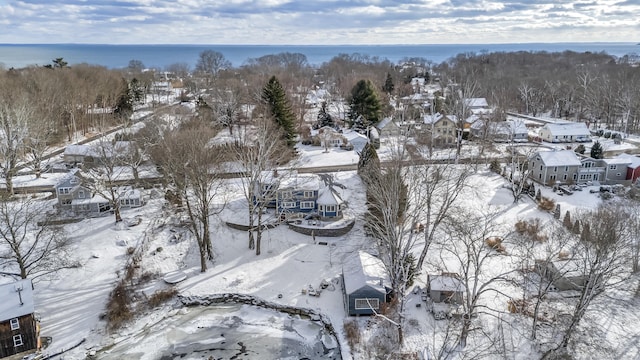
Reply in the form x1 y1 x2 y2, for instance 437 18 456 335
342 252 390 316
0 279 40 358
427 273 465 304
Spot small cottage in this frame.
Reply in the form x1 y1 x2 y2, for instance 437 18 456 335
342 251 391 316
536 258 591 291
0 279 39 358
427 273 465 305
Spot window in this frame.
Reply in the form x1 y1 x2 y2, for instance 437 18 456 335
61 199 72 206
280 191 292 199
355 298 380 310
78 190 85 199
565 166 569 171
58 187 70 195
540 165 543 171
303 191 314 198
617 173 621 177
553 166 557 172
281 201 296 208
610 165 617 170
300 201 315 209
325 205 336 213
563 174 567 180
13 334 22 347
10 318 19 330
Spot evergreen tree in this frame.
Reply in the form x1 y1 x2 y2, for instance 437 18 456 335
348 79 381 132
114 79 133 119
357 142 381 184
590 141 604 159
262 76 297 147
383 73 394 94
572 219 581 234
563 211 572 228
316 102 335 128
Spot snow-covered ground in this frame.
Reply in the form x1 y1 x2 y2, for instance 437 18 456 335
5 105 640 359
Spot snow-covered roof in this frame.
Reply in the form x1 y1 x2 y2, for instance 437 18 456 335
464 98 488 108
601 157 633 166
64 144 97 157
342 251 388 295
429 274 465 292
376 116 393 130
423 113 443 125
536 150 581 167
316 186 344 206
614 153 640 169
541 122 590 136
279 174 321 191
0 279 35 321
72 194 109 205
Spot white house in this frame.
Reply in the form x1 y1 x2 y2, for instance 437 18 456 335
538 122 591 143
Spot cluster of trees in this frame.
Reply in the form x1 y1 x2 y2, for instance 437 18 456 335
444 50 640 132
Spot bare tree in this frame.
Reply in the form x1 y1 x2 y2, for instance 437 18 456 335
81 136 132 223
156 119 226 272
413 161 471 271
543 204 631 358
228 117 291 255
437 209 516 348
0 81 30 195
506 143 534 203
195 50 231 90
0 195 75 280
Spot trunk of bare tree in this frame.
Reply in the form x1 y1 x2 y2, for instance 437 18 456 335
256 209 263 256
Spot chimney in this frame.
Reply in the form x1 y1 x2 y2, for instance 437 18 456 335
273 169 278 178
15 285 23 306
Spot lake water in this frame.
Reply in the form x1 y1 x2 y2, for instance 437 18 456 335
0 43 638 70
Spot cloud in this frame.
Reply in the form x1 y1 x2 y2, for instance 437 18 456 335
0 0 638 44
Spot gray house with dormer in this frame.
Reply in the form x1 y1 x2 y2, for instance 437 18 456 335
55 170 143 216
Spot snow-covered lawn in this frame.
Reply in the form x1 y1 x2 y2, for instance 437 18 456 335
3 126 640 359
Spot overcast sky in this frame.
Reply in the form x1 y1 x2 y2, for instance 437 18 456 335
1 0 638 45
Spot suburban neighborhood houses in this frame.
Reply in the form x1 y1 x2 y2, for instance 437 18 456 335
1 48 640 360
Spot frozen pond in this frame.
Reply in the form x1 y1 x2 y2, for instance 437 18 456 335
98 303 340 360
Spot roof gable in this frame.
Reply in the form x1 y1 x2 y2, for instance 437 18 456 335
342 251 388 294
536 150 581 167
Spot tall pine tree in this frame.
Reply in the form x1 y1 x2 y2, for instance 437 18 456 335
382 73 394 94
348 79 381 133
590 141 604 159
262 76 297 147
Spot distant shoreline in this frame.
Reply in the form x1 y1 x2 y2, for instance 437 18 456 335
1 42 637 69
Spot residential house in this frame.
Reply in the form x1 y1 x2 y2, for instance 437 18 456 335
423 113 458 146
614 153 640 183
63 144 98 165
305 88 331 107
315 127 345 148
470 119 528 143
342 130 369 153
535 258 591 291
255 171 321 216
342 251 391 316
0 279 39 358
538 122 591 143
55 170 143 216
375 117 402 137
529 150 582 185
464 97 491 116
63 141 132 166
427 273 465 304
